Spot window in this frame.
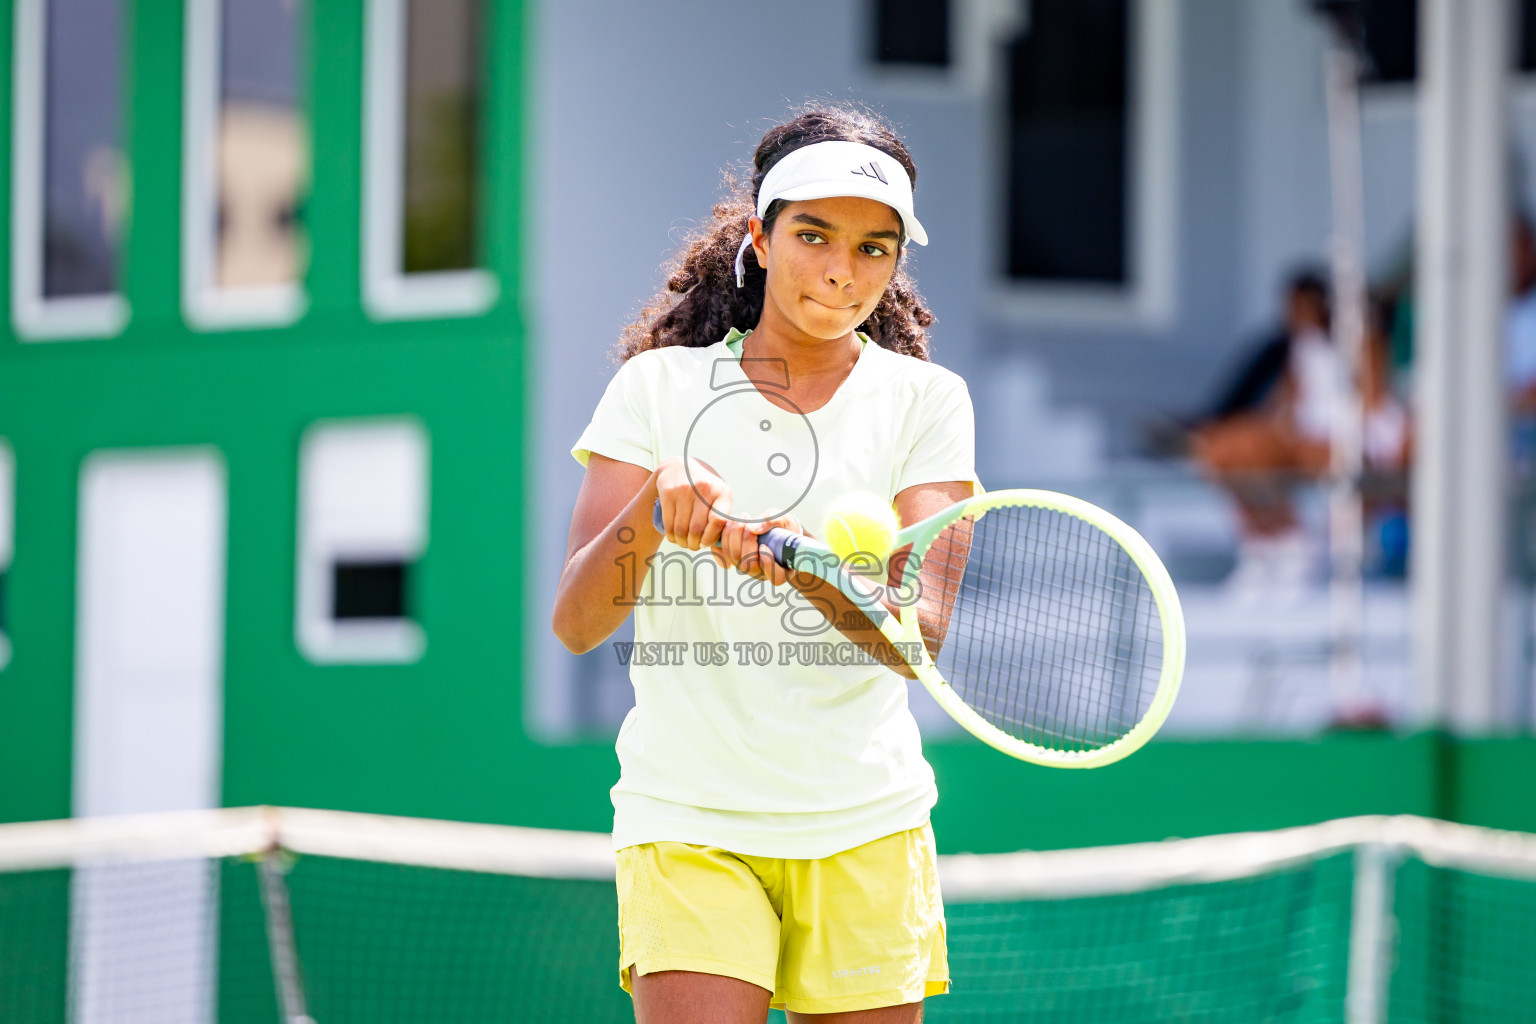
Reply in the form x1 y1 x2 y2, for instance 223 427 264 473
1005 0 1127 283
182 0 309 328
871 0 950 68
1525 0 1536 73
11 0 128 339
363 0 495 319
1350 0 1536 84
864 0 1020 97
1358 0 1416 83
296 419 429 664
333 561 408 619
993 0 1179 326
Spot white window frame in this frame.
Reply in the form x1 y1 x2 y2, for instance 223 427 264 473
10 0 128 340
361 0 497 321
180 0 307 330
295 417 430 665
987 0 1181 331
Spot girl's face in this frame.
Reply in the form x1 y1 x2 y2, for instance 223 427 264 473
750 196 903 341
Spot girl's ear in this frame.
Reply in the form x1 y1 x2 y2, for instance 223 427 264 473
749 216 768 274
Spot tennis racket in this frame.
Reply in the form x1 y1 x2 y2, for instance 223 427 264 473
652 489 1185 768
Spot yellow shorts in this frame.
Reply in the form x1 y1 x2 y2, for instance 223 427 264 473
615 822 949 1015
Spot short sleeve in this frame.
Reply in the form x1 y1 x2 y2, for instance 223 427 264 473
571 357 657 471
896 374 979 497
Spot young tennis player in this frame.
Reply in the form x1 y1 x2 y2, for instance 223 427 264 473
552 105 977 1023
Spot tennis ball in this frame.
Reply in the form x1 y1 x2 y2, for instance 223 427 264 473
822 492 900 574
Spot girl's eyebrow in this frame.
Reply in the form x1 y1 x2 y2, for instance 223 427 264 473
790 213 836 230
789 212 900 241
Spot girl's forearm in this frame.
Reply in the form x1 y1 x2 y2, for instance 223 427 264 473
551 472 664 654
789 573 918 680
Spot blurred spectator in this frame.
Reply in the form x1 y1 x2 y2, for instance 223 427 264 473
1188 272 1409 598
1506 213 1536 467
1198 270 1334 427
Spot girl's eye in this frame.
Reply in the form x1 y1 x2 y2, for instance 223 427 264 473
798 232 825 244
861 244 889 258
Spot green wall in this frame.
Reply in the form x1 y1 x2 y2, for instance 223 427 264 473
229 731 1536 853
0 0 530 824
929 732 1536 852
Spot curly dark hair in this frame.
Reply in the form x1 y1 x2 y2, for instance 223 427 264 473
615 104 936 363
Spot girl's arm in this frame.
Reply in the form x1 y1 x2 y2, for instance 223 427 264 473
551 454 732 654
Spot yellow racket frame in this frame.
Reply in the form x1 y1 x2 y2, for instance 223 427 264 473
787 489 1187 768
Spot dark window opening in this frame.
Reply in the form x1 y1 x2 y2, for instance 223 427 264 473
1354 0 1417 83
1350 0 1536 83
402 0 481 273
333 560 409 620
1521 0 1536 73
1005 0 1128 283
871 0 950 67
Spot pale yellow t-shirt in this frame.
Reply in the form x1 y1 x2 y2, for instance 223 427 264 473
571 330 977 858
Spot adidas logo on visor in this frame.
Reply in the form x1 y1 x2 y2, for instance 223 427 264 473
851 162 889 185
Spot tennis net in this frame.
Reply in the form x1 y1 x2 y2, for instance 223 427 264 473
0 807 1533 1022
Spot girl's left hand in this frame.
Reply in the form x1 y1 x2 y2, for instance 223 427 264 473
714 514 805 586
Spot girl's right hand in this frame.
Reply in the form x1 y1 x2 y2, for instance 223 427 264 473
654 456 732 551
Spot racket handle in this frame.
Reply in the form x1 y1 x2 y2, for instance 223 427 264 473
651 499 798 568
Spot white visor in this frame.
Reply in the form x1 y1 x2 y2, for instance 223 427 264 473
733 140 927 287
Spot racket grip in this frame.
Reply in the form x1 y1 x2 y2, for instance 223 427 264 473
650 499 798 569
760 528 796 568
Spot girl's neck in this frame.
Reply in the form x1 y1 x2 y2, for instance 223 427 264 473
745 300 861 380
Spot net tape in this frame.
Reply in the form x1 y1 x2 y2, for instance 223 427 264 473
2 807 1534 896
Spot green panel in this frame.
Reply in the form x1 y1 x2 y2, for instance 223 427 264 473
935 854 1352 1022
217 859 283 1024
0 440 76 823
125 0 184 328
0 0 530 826
283 855 631 1023
1390 859 1536 1023
0 868 68 1024
926 733 1443 854
1444 737 1536 835
306 0 364 323
0 333 524 822
482 0 524 303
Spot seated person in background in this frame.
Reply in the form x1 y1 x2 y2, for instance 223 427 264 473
1505 213 1536 468
1143 270 1332 459
1196 270 1333 430
1190 272 1409 597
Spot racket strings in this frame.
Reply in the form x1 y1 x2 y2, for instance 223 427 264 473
924 504 1163 753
